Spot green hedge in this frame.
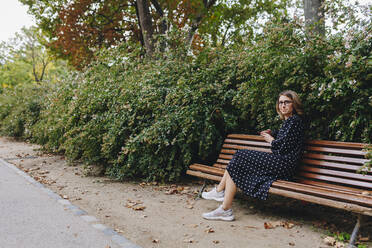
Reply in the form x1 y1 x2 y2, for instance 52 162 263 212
0 20 370 182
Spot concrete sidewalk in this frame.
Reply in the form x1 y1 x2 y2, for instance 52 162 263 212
0 158 140 248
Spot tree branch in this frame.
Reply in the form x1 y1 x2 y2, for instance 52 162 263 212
150 0 167 34
187 0 217 48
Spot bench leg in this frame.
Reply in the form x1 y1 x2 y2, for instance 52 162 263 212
195 180 207 200
348 214 363 248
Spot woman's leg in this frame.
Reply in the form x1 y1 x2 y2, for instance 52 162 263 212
216 170 229 192
222 171 237 210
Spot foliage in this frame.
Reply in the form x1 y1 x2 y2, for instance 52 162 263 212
359 145 372 174
0 83 49 138
0 18 370 182
0 26 70 89
20 0 290 68
234 19 372 143
334 232 350 242
30 41 244 181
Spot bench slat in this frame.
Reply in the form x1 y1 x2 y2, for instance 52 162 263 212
213 163 226 169
306 140 367 149
219 154 233 160
300 166 372 182
298 172 372 189
224 138 271 147
303 153 368 165
186 170 222 181
189 163 224 176
301 159 363 172
305 146 366 156
269 187 372 216
294 179 372 195
272 181 372 207
227 134 265 141
222 144 272 153
275 180 372 200
220 149 238 155
217 159 230 164
228 134 367 149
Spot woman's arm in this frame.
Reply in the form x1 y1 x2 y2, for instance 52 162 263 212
271 116 304 153
261 132 275 144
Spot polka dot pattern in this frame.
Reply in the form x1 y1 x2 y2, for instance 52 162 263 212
226 114 305 200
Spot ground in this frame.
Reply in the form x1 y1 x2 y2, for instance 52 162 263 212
1 137 371 248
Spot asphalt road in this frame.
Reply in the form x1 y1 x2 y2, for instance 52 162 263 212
0 158 140 248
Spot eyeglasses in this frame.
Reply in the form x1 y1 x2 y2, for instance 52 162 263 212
279 100 293 106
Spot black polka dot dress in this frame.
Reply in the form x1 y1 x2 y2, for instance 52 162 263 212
226 114 305 200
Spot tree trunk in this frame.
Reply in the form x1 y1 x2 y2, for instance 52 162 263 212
150 0 167 52
187 0 217 49
303 0 325 36
137 0 154 56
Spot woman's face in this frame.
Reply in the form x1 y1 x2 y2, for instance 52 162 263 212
278 95 294 119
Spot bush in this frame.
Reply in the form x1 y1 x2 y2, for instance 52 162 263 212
0 83 49 139
0 20 370 182
234 21 372 143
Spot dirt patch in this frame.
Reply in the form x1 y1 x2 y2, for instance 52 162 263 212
1 137 371 248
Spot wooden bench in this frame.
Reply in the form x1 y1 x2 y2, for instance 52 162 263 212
186 134 372 247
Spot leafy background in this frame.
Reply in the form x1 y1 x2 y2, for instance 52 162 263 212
0 19 371 182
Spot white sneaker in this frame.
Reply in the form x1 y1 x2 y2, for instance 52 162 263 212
201 187 224 202
202 205 235 221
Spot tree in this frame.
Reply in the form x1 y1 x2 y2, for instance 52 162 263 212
0 26 68 88
303 0 325 35
20 0 290 69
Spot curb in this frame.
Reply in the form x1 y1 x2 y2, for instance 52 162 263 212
0 158 141 248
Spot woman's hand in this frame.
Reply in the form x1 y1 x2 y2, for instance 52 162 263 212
261 132 274 144
260 129 272 136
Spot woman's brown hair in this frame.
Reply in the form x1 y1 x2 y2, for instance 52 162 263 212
276 90 304 120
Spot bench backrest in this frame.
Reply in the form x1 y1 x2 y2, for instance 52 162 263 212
215 134 372 192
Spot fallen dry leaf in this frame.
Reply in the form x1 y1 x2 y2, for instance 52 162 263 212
323 236 336 246
165 188 178 195
114 228 125 234
283 221 295 229
133 205 146 211
335 241 345 248
125 199 145 211
359 236 370 242
205 228 215 233
264 222 273 229
264 221 295 229
244 225 258 229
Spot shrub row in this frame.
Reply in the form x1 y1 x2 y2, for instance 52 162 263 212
0 21 371 181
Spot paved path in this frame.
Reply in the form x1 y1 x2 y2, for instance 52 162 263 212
0 158 140 248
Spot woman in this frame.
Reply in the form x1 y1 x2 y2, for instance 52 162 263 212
202 90 305 221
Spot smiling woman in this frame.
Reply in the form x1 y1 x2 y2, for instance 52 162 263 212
0 1 35 42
